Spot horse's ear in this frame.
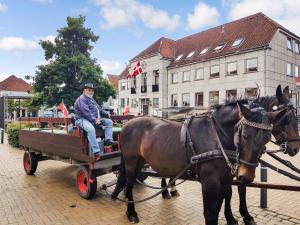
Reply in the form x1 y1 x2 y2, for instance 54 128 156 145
276 85 287 103
237 102 252 119
266 108 287 123
283 86 291 99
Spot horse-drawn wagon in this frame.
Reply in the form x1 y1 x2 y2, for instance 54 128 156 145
18 115 133 199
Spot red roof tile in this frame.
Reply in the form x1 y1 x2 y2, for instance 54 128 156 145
119 67 130 79
107 74 119 90
0 75 32 92
129 13 299 68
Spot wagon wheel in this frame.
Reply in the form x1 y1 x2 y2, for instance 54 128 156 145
23 151 38 175
76 166 97 199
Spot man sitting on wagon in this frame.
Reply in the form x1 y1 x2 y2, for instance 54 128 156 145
74 83 116 157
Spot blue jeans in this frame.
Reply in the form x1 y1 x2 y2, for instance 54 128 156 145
75 118 114 154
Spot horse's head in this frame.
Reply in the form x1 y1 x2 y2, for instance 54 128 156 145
235 102 287 184
271 85 300 156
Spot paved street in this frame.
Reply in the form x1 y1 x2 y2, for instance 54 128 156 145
0 137 300 225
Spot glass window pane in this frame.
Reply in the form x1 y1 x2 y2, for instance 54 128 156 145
183 71 190 81
195 68 204 80
287 63 292 76
295 65 299 77
295 42 300 54
287 38 292 50
200 48 209 55
171 94 178 106
186 51 195 58
246 58 258 72
227 62 237 75
232 38 244 47
182 93 190 106
210 65 220 77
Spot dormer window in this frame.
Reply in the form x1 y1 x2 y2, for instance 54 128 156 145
186 51 195 58
232 38 244 47
175 54 183 61
200 47 209 55
213 44 225 52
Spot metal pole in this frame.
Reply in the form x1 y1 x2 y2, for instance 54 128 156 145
0 128 3 144
260 162 268 208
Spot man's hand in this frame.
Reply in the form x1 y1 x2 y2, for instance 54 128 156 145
96 118 101 124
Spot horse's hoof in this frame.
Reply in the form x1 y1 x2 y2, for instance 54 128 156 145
244 219 256 225
162 192 171 199
126 211 139 224
170 190 180 197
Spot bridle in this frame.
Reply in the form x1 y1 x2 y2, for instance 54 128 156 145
234 115 273 169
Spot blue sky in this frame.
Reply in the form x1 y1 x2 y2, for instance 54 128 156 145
1 0 300 81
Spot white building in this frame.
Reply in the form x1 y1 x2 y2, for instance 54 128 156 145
118 13 300 117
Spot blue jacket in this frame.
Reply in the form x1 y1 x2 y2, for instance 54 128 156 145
74 94 108 124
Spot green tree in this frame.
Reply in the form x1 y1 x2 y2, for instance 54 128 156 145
30 15 115 108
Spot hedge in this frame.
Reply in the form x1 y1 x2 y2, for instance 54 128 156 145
7 122 35 148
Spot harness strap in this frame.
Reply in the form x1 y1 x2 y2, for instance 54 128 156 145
190 149 237 164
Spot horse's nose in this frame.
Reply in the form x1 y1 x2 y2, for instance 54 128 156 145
238 175 251 184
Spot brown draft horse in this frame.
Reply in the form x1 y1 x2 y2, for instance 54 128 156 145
111 102 287 225
223 85 300 225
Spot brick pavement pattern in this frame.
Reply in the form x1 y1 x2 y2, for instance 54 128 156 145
0 137 300 225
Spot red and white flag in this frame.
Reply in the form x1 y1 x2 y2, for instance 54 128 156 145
127 61 143 79
58 101 69 118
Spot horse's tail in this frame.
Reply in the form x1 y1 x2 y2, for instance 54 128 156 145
111 153 126 200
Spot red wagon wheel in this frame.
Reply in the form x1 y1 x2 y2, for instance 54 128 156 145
23 151 38 175
76 166 97 199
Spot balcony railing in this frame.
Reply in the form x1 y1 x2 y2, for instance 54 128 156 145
141 86 147 93
131 88 136 94
152 84 159 92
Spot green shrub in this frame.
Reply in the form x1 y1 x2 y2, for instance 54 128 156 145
7 122 35 148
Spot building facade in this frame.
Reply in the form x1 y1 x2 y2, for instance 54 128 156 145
118 13 300 117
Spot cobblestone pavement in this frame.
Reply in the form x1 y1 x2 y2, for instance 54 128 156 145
0 137 300 225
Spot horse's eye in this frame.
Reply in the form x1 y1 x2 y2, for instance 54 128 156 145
272 105 278 111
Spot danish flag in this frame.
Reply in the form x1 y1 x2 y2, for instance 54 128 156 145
127 61 143 79
58 101 69 118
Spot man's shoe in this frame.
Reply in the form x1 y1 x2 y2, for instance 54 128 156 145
104 140 117 146
94 152 101 160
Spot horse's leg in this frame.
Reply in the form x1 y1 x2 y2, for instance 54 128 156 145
126 157 145 224
224 186 239 225
201 178 221 225
111 155 126 200
169 178 180 197
238 185 257 225
161 178 171 199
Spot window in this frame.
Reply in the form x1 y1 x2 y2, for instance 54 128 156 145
175 54 183 61
209 91 219 106
226 89 237 101
120 98 125 108
200 47 209 55
210 65 220 78
287 37 292 50
246 58 258 72
232 38 244 47
153 70 159 85
295 65 299 77
245 88 258 100
171 94 178 106
131 99 137 108
195 68 204 80
227 62 237 75
153 98 159 108
183 71 190 82
127 98 129 106
186 51 195 58
141 72 147 86
132 76 137 88
182 93 190 106
213 43 225 52
121 82 126 91
127 81 130 89
195 92 203 106
287 63 292 76
171 73 178 84
295 41 300 54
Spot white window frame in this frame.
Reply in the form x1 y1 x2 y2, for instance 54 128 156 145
209 91 219 106
213 43 225 52
295 65 299 77
246 58 258 72
171 73 178 84
199 47 209 55
287 63 293 76
195 68 204 80
186 51 195 58
152 98 159 108
210 65 220 78
171 94 178 106
175 54 183 61
121 82 126 91
232 38 244 48
183 71 190 82
227 61 237 75
195 92 204 106
295 41 300 54
182 93 190 106
287 37 293 50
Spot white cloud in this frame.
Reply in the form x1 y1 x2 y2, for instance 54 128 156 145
93 0 180 32
72 7 89 15
31 0 53 3
35 35 56 44
100 60 123 75
187 2 220 30
0 3 8 13
227 0 300 36
0 37 39 51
